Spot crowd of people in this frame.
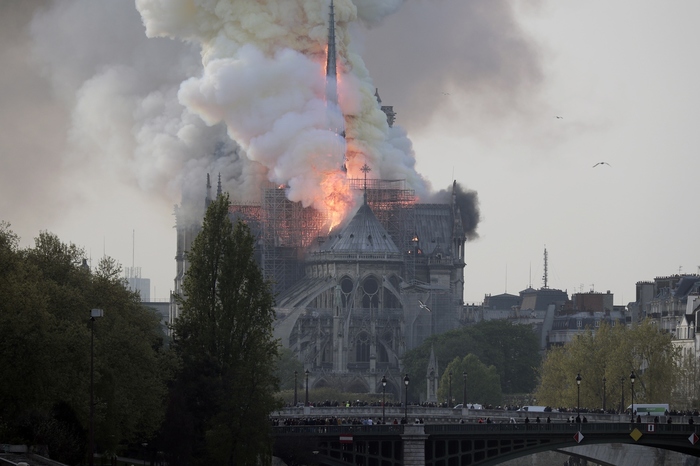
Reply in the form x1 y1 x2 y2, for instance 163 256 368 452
271 416 425 426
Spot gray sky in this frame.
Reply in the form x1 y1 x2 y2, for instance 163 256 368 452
1 0 698 303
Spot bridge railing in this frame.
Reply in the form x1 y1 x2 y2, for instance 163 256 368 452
273 422 699 437
274 424 404 435
425 422 699 435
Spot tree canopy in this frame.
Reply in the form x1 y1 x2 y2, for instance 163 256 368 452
439 354 502 406
402 320 541 401
168 194 280 465
535 320 678 411
0 222 172 464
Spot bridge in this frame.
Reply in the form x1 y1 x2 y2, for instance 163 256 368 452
272 422 700 465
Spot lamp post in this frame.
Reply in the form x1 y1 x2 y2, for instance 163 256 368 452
403 374 410 423
462 371 467 408
294 371 298 406
410 234 419 281
576 373 581 424
381 375 387 424
630 371 636 422
602 377 606 412
141 442 148 466
89 308 103 466
448 371 452 407
305 369 310 407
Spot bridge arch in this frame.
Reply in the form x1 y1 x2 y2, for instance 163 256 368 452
274 422 700 466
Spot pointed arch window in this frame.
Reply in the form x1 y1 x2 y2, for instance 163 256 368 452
340 276 354 307
361 276 380 308
355 332 370 362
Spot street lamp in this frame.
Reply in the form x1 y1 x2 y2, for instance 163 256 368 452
89 308 103 466
462 371 467 408
403 374 410 423
381 375 387 424
305 369 310 407
576 373 581 423
294 370 298 406
630 371 636 422
141 442 148 466
448 371 452 407
602 377 606 412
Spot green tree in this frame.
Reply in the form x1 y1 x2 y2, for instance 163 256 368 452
438 354 502 406
0 225 172 463
275 346 304 391
402 320 540 400
170 194 279 465
534 321 678 411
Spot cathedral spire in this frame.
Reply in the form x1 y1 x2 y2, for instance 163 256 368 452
205 173 212 207
326 0 347 172
326 0 337 82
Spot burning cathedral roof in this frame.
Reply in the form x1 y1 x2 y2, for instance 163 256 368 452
312 196 401 258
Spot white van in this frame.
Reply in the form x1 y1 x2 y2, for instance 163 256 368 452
628 404 669 415
517 406 549 413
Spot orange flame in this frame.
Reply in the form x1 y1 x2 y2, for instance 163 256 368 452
320 171 353 232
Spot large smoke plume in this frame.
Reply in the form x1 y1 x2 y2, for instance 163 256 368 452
1 0 544 260
136 0 431 221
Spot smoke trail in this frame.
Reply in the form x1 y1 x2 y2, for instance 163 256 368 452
15 0 268 228
136 0 431 214
428 182 481 240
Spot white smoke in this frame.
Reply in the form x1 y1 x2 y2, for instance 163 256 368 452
136 0 431 210
26 0 267 217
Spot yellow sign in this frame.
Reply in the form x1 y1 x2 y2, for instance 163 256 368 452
630 428 643 442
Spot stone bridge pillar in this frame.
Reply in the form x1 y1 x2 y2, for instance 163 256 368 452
402 424 428 466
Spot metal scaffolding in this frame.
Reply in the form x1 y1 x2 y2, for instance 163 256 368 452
229 178 417 296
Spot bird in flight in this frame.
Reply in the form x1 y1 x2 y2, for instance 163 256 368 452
418 299 432 312
592 162 611 168
555 116 563 119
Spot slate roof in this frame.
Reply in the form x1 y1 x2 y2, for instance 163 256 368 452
414 204 454 257
316 202 400 255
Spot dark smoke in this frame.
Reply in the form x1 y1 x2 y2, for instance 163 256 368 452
453 182 480 240
429 182 480 241
361 0 542 133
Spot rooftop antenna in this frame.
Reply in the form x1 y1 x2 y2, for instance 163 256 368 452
542 246 549 289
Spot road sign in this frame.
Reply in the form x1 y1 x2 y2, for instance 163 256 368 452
689 433 699 445
573 432 584 444
340 434 353 444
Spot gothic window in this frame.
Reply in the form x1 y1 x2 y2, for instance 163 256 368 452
378 332 393 363
340 276 354 307
361 276 380 308
383 275 401 309
321 342 331 364
355 332 370 362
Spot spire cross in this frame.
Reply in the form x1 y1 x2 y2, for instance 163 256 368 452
360 163 371 187
360 163 371 204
